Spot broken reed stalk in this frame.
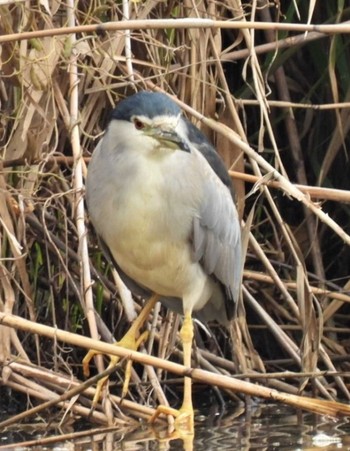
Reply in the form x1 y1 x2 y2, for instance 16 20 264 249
1 311 350 418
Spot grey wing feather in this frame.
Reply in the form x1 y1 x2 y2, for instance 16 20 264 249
185 120 241 314
192 164 242 311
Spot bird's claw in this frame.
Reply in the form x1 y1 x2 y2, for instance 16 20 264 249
150 404 194 435
82 328 149 406
174 409 194 434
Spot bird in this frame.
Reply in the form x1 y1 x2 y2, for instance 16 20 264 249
83 91 242 433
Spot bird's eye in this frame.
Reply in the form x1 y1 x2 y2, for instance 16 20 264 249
133 118 145 130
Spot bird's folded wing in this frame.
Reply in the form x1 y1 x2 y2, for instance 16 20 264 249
192 161 241 305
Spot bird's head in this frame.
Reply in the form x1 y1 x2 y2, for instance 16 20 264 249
109 91 191 154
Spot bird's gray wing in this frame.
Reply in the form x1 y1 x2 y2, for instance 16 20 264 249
184 119 234 193
191 151 242 320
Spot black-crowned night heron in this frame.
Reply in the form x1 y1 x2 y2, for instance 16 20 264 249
84 91 242 432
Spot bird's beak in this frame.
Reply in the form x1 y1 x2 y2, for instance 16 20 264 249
150 128 191 153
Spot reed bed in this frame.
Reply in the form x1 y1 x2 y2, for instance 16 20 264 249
0 0 350 428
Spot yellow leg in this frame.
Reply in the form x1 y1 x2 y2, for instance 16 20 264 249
83 294 159 406
150 311 194 435
176 310 194 432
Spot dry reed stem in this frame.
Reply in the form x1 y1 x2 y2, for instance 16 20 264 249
1 19 350 44
65 0 110 421
230 171 350 203
0 425 136 451
239 99 350 110
244 270 350 304
222 29 327 61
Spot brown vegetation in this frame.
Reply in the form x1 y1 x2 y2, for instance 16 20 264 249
0 0 350 429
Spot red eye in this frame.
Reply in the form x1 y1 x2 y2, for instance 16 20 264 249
133 118 145 130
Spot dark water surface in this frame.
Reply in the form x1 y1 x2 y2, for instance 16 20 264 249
1 403 350 450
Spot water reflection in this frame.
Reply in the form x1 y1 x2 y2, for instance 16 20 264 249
1 403 350 450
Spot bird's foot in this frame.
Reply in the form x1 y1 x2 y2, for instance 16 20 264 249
82 327 149 406
150 404 194 435
174 406 194 434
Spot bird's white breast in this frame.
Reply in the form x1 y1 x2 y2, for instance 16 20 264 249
86 132 209 304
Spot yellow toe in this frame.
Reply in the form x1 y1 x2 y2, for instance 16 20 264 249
149 404 194 434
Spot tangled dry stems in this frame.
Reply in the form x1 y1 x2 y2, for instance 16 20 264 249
0 0 350 428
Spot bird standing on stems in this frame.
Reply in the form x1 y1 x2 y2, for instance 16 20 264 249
84 91 242 434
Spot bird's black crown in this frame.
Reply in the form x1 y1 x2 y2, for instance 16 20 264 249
111 91 181 122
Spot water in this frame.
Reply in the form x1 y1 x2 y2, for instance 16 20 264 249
1 403 350 450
